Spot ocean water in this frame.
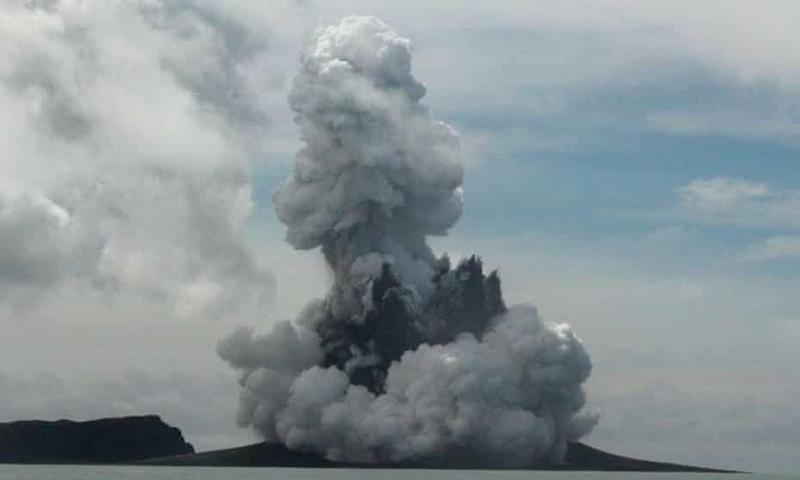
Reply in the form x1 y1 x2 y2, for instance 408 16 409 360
0 466 793 480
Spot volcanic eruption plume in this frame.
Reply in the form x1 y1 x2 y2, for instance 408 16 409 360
219 15 596 467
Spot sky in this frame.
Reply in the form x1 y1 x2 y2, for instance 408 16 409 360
1 0 799 473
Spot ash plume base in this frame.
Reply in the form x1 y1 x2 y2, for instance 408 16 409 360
220 15 596 468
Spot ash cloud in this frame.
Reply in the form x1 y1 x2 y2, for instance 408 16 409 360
0 0 275 314
220 16 595 467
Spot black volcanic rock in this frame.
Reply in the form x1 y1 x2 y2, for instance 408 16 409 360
318 254 507 395
427 255 506 342
0 415 194 464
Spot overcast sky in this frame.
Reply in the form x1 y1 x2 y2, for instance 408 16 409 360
1 0 799 474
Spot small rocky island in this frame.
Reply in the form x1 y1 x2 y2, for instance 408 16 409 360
0 416 193 464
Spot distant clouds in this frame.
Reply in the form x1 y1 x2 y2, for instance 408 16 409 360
679 178 770 210
674 176 800 266
739 236 800 262
677 177 800 229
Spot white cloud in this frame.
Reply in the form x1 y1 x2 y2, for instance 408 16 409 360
679 177 770 210
676 177 800 229
740 236 800 262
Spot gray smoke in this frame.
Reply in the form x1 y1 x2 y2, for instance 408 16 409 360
219 15 595 467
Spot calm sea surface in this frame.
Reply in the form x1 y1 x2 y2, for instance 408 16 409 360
0 466 794 480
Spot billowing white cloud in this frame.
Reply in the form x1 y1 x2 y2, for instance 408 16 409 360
0 0 280 314
220 16 595 467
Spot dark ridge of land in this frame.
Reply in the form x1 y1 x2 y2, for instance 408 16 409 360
0 416 194 464
139 440 739 472
560 442 737 473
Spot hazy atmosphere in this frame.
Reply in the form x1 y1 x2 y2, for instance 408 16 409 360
1 0 798 474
